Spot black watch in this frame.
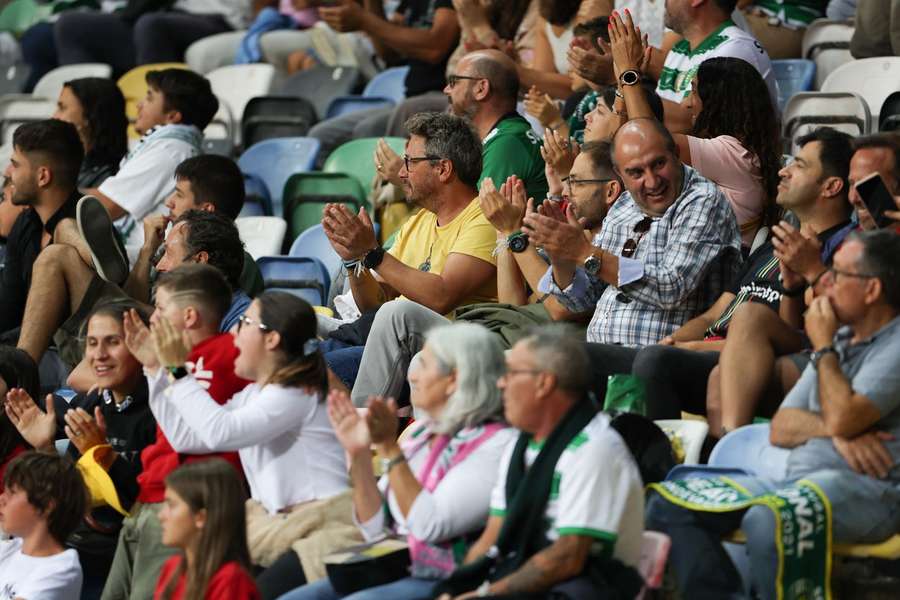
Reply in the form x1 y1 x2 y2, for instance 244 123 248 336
619 69 641 86
508 231 529 253
810 346 837 369
167 366 189 380
781 282 808 298
362 246 386 270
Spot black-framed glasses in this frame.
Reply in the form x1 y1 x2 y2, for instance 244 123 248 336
446 74 483 87
403 154 441 171
621 216 653 258
566 176 614 190
237 314 270 333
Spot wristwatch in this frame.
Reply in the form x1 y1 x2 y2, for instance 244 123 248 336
810 346 837 369
379 453 406 474
619 69 641 86
508 231 529 253
583 251 602 277
362 246 386 270
166 366 189 381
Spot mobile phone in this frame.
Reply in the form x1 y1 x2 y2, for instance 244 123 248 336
856 172 896 229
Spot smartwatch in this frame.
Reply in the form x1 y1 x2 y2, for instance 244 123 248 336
583 252 602 277
619 69 641 86
508 231 529 253
810 346 837 369
362 246 386 270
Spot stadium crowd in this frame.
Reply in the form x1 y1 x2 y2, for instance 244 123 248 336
0 0 899 598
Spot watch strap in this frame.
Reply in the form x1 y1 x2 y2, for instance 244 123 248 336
166 366 189 380
362 246 386 270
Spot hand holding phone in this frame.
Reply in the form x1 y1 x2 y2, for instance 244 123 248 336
855 172 898 229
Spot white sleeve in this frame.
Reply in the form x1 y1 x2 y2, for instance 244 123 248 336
98 139 197 220
554 435 642 555
404 428 515 543
146 369 216 453
167 378 312 451
488 435 518 517
353 479 389 542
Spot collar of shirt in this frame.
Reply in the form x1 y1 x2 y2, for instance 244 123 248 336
42 190 80 237
834 314 900 358
102 388 135 412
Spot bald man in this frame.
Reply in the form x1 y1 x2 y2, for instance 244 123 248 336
525 118 743 397
444 49 548 201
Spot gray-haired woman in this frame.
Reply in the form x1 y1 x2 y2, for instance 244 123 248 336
276 323 516 600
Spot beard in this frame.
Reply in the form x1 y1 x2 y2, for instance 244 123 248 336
9 183 36 206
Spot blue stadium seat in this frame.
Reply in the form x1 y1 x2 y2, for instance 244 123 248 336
289 224 342 281
664 423 789 481
325 96 395 120
363 66 409 104
238 137 320 218
256 256 331 306
240 172 273 217
773 59 816 112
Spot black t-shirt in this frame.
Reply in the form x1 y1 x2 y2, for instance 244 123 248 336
0 191 78 333
398 0 456 96
705 220 851 339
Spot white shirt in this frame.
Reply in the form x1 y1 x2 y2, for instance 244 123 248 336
173 0 251 30
147 370 349 514
0 538 82 600
489 413 645 568
100 125 202 266
356 425 516 544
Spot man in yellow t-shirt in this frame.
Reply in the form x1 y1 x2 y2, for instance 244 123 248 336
320 111 497 395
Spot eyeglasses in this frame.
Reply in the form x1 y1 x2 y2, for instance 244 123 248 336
621 216 654 258
826 266 877 283
237 314 270 333
403 154 441 171
503 368 543 379
446 74 483 87
565 176 614 190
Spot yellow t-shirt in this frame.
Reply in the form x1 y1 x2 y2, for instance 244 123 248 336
387 197 498 308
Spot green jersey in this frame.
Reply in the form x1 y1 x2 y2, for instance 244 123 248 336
479 114 549 202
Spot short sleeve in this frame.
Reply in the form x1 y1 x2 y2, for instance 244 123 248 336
554 438 642 558
488 436 517 517
780 363 816 410
479 132 547 202
848 336 900 417
448 207 498 266
687 135 762 221
98 139 198 220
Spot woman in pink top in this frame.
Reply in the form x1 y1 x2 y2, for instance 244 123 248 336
609 14 781 247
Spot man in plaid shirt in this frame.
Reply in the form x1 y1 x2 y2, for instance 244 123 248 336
527 118 743 395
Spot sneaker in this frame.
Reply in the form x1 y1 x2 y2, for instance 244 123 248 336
76 195 129 286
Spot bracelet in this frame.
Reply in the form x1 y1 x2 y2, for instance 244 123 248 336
781 282 807 298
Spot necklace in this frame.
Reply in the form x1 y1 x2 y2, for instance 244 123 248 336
419 240 436 272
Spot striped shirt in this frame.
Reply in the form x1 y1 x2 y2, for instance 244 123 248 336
752 0 827 28
539 165 743 346
656 20 778 108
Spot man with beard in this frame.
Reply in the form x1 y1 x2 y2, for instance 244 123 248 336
0 119 83 336
444 49 548 201
319 111 497 392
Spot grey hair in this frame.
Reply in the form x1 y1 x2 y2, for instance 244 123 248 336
519 324 590 397
424 323 505 434
404 112 483 188
468 53 519 103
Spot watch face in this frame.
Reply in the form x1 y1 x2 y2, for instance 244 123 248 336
509 235 529 253
584 255 600 275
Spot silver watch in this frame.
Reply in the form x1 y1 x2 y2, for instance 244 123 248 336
583 252 602 277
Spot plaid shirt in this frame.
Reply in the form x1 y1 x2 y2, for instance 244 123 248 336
539 165 743 346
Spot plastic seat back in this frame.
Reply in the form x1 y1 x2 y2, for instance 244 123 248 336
235 216 287 260
241 96 317 148
289 224 342 281
0 61 29 96
709 423 790 480
238 137 320 217
322 136 406 195
821 57 900 121
33 63 112 100
801 18 854 89
256 256 330 305
279 65 362 120
782 91 871 154
362 66 409 103
0 0 48 36
654 419 710 465
880 91 900 132
325 95 395 120
772 59 816 112
207 64 275 146
282 172 365 241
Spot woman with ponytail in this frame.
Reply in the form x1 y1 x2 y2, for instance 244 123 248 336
155 460 259 600
146 291 360 594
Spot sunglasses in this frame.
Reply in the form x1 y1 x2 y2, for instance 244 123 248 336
621 217 653 258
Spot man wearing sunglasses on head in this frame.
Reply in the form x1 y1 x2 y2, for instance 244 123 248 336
524 117 743 399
